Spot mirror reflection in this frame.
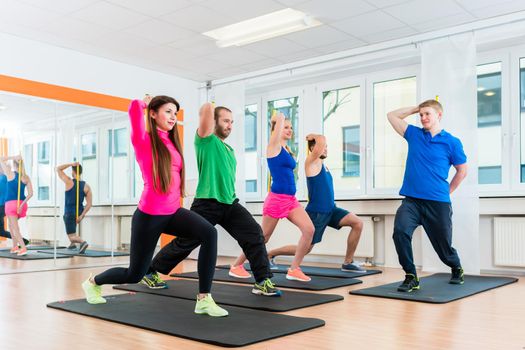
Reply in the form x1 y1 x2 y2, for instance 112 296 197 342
0 91 130 273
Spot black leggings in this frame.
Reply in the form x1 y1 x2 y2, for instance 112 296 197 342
94 208 217 293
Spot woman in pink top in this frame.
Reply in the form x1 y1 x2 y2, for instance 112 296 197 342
82 95 227 317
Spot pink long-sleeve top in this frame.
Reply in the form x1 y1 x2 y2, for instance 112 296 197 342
129 99 182 215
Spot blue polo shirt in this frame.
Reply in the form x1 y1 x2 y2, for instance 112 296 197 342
400 125 467 203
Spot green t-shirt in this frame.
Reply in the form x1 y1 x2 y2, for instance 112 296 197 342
194 132 237 204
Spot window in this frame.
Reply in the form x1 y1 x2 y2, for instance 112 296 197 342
343 126 360 177
81 133 97 159
35 139 52 203
108 128 128 157
322 85 361 191
37 141 49 164
267 96 300 181
80 132 98 202
109 127 129 201
245 180 257 193
38 186 49 200
245 105 257 151
373 76 417 190
477 62 502 185
245 104 258 194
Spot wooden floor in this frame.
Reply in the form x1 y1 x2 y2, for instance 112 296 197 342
0 257 523 350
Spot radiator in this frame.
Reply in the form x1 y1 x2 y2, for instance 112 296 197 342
494 217 525 267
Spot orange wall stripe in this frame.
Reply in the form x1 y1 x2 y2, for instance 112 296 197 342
0 74 130 111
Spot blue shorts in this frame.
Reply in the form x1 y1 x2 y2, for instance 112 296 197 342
307 207 350 244
63 214 77 234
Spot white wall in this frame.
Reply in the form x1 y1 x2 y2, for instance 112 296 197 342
0 32 200 107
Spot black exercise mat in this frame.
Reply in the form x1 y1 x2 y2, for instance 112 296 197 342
47 293 325 347
349 273 518 303
38 249 130 257
0 250 72 260
216 263 382 279
114 279 343 312
172 268 362 291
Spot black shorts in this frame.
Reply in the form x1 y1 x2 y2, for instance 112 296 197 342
63 214 77 234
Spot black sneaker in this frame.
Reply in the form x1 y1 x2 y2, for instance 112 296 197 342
67 243 77 250
397 274 420 292
23 238 30 245
450 267 464 285
252 278 282 297
78 241 89 254
140 272 168 289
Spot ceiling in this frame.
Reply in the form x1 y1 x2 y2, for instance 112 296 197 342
1 0 525 82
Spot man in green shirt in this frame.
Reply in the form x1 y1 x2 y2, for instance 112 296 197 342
143 103 281 296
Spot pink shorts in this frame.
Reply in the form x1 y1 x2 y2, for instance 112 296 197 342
4 200 28 218
263 192 301 219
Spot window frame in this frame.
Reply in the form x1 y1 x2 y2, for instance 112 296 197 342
109 117 134 205
476 50 511 194
244 97 263 200
510 46 525 194
316 76 366 199
261 88 306 200
342 125 361 177
75 127 102 204
366 65 420 196
80 131 97 160
244 104 258 152
108 127 128 158
22 134 55 207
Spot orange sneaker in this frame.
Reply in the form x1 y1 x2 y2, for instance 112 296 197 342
229 264 252 279
17 247 28 256
286 267 311 282
10 247 20 254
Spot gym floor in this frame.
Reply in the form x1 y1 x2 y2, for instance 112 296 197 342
0 257 523 349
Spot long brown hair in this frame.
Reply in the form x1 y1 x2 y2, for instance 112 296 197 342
146 95 185 196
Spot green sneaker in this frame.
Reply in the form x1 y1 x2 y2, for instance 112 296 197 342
140 272 168 289
82 275 107 304
194 294 228 317
252 278 282 297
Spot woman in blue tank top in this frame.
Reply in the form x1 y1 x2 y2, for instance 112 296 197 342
56 162 92 253
267 134 366 273
0 155 33 256
230 113 314 282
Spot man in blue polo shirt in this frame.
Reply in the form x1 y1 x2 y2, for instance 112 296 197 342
387 99 468 292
